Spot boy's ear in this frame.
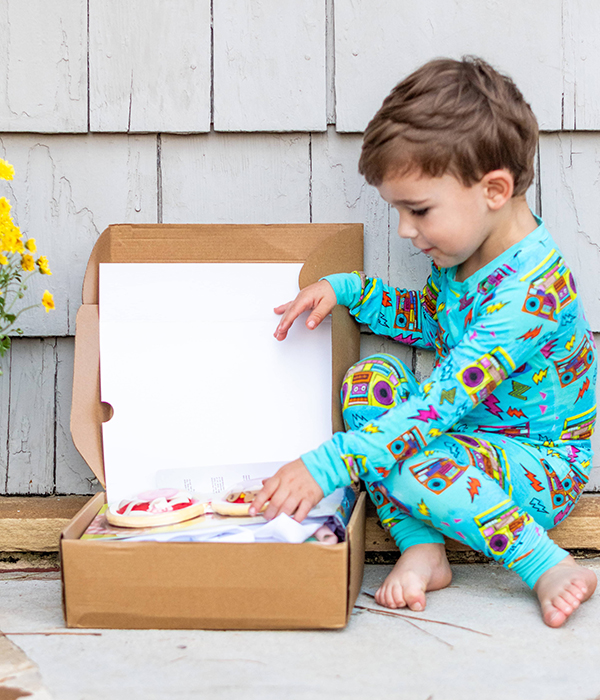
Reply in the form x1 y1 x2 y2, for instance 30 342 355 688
481 169 514 210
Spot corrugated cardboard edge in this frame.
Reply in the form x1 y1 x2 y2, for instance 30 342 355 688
346 492 366 621
72 223 364 483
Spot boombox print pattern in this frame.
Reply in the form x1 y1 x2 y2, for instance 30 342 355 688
301 219 596 587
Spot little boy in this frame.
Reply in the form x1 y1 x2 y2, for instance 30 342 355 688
250 57 598 628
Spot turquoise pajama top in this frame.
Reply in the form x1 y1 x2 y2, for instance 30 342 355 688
301 218 597 497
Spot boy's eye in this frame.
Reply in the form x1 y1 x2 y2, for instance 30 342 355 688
411 208 429 217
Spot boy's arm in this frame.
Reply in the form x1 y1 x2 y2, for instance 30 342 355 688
301 275 561 496
324 269 440 349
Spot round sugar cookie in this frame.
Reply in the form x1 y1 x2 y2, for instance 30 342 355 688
211 478 268 517
106 488 205 528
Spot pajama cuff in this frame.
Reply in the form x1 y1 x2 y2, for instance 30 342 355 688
321 272 363 308
301 437 352 498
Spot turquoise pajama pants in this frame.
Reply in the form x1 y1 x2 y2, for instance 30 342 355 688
342 354 586 588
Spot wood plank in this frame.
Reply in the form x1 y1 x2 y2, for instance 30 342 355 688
0 0 87 133
562 0 600 129
365 494 600 552
0 347 10 494
55 338 102 495
213 0 326 131
311 129 389 279
0 133 158 336
161 133 311 223
89 0 211 133
538 133 600 332
334 0 563 132
5 340 56 495
0 496 90 551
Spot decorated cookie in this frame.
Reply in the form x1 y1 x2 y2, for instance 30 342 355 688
211 478 268 516
106 488 205 528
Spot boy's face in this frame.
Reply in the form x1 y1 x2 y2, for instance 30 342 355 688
377 170 498 275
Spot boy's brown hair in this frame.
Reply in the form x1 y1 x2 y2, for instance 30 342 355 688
359 56 538 196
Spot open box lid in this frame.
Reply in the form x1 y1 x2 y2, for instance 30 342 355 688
71 223 363 487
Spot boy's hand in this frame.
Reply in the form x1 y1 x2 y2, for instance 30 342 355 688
249 459 324 522
274 279 337 341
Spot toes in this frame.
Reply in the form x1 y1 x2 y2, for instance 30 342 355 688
404 588 426 612
375 583 405 610
543 604 567 628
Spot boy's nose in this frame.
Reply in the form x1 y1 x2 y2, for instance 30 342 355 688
397 217 417 240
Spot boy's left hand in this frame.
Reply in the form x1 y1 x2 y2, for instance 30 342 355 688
249 459 324 522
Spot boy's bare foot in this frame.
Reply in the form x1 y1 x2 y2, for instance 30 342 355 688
533 555 597 628
375 543 452 612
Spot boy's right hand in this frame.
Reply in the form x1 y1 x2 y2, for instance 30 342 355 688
274 279 337 341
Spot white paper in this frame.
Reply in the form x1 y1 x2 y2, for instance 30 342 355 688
155 461 287 500
99 263 332 503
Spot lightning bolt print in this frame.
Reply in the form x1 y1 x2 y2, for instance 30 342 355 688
417 499 431 517
382 291 392 307
509 381 530 400
409 406 440 423
440 388 456 405
541 340 557 358
519 326 542 340
529 498 548 514
576 377 590 402
361 424 382 434
566 334 575 351
532 368 548 385
486 302 507 314
483 395 503 417
507 407 526 418
459 294 474 310
467 477 481 502
523 467 544 492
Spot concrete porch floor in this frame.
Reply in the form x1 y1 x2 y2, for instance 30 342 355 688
1 561 600 700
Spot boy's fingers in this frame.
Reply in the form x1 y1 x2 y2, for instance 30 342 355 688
293 498 314 523
249 478 278 516
274 301 292 315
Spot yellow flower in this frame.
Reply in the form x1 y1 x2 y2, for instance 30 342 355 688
21 254 35 272
42 290 54 313
0 254 8 265
37 255 52 275
25 238 36 253
2 226 20 253
0 197 10 215
0 159 14 181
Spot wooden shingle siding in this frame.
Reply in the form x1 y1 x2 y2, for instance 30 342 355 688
213 0 327 132
89 0 212 133
0 0 87 133
162 132 311 223
334 0 564 133
538 133 600 332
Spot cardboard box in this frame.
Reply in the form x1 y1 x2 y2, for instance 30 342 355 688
62 223 366 629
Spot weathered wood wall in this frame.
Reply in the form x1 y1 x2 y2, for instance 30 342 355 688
1 0 600 494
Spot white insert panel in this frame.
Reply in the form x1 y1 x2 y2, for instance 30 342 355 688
214 0 326 131
0 0 87 132
99 263 332 503
90 0 211 132
334 0 563 132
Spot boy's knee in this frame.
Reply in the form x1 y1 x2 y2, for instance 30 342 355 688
341 354 415 430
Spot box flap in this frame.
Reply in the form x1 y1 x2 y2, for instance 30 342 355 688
83 224 363 304
73 223 364 486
